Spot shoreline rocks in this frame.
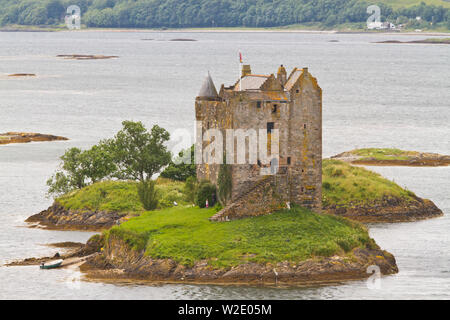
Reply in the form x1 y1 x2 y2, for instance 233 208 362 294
25 202 127 231
0 132 68 146
324 195 443 223
80 236 398 286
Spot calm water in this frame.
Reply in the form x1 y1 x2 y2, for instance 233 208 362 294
0 31 448 299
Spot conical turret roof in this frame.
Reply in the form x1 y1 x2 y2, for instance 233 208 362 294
198 72 218 98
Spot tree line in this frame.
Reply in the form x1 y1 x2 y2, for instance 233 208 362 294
1 0 449 29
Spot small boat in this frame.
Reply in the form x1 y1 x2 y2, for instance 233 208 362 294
40 259 63 269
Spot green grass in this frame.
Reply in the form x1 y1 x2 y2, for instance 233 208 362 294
351 148 419 161
322 159 416 207
106 205 376 268
56 178 187 213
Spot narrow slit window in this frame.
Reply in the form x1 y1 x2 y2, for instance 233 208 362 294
256 101 261 108
287 157 291 165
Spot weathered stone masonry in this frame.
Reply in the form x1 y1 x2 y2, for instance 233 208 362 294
196 65 322 220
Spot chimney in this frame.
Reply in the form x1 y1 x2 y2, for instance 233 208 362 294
277 64 287 86
241 65 251 77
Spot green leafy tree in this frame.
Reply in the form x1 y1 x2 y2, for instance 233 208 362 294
160 145 196 181
108 121 171 182
107 121 171 209
46 143 116 196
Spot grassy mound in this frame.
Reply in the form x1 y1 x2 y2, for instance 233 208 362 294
322 159 416 207
56 160 417 212
351 148 419 161
106 206 376 268
56 178 187 213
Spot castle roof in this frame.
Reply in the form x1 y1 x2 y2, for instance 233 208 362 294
198 72 218 98
285 68 303 91
234 75 270 91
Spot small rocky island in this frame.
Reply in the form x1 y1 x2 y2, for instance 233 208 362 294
7 73 36 77
57 54 118 60
0 132 68 146
332 148 450 167
376 38 450 44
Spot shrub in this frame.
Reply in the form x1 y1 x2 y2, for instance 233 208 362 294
217 163 232 206
195 180 216 208
160 145 196 181
183 176 198 203
137 180 159 210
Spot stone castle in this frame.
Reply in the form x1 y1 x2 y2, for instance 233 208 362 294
195 65 322 221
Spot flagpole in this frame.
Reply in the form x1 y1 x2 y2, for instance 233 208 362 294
239 51 243 91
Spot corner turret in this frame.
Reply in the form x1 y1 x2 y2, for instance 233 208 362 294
198 72 218 99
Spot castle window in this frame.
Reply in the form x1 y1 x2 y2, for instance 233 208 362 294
267 122 274 133
302 169 304 173
296 89 300 93
301 187 304 192
272 104 278 114
303 124 307 129
287 157 291 165
256 101 261 108
257 159 262 167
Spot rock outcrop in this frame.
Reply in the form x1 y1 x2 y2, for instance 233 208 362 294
0 132 68 145
81 235 398 286
324 196 443 223
26 203 127 231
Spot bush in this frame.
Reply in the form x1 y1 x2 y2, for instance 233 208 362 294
195 180 216 208
217 163 232 206
137 180 159 210
160 145 196 181
183 176 198 203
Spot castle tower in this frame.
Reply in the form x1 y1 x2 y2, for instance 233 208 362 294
196 65 322 220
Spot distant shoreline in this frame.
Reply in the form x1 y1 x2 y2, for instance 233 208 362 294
1 26 449 36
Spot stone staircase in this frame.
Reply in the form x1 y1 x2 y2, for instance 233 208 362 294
210 175 276 221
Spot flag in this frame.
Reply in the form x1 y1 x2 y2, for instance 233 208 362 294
239 52 243 63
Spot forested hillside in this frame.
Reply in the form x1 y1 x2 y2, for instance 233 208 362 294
1 0 449 30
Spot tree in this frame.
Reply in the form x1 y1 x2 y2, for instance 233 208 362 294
46 143 116 196
160 145 196 181
107 121 171 209
108 121 171 182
